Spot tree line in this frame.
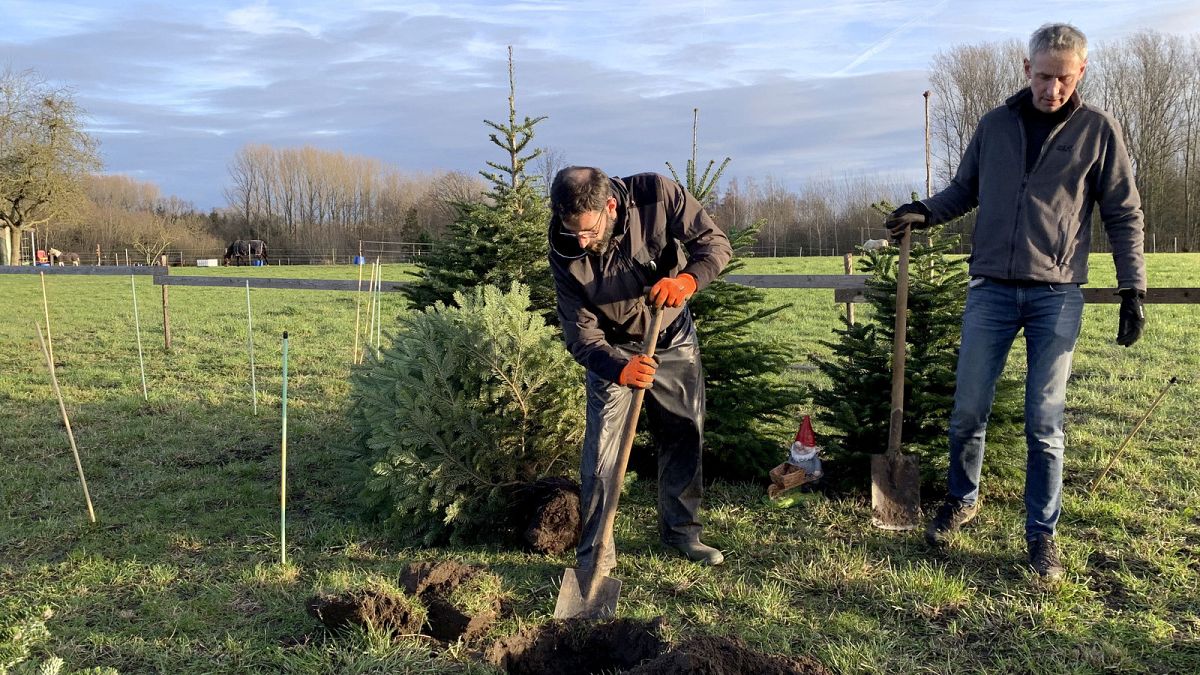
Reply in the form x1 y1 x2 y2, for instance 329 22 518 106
6 30 1199 263
931 30 1200 252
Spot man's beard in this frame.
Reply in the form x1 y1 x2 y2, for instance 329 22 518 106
584 213 615 255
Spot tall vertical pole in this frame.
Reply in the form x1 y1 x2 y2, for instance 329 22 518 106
130 275 148 401
39 272 56 366
246 281 258 415
280 331 290 565
160 255 172 350
923 90 932 199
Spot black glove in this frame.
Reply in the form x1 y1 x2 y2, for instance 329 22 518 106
1116 288 1145 347
885 202 931 239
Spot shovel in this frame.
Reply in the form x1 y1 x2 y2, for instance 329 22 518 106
554 305 665 619
871 227 921 530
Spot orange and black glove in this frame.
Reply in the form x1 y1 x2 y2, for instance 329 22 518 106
617 354 657 389
649 273 698 308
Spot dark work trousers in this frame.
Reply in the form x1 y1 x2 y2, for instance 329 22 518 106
576 309 706 571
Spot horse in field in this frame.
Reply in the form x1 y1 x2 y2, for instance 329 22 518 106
224 239 268 266
247 239 268 264
224 240 249 265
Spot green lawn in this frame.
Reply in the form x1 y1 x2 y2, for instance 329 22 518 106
1 254 1198 673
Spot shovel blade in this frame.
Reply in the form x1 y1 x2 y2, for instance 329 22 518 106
553 568 622 619
870 452 921 530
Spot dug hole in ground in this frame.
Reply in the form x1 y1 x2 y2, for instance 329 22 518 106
305 559 829 674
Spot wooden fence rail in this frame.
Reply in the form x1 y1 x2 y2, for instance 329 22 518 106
3 266 1197 305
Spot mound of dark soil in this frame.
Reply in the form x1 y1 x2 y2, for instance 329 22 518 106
487 618 667 675
305 589 423 635
512 477 581 554
400 560 482 597
626 634 831 675
400 560 500 643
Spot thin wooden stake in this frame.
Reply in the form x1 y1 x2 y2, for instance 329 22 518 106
246 280 258 415
39 271 55 366
1088 377 1178 495
280 331 290 565
363 261 379 362
352 255 364 365
36 322 96 523
374 259 382 352
160 255 172 349
130 275 148 400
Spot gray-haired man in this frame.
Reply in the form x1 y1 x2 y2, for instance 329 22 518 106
887 23 1147 579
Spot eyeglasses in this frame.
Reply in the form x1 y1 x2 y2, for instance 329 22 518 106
558 210 610 243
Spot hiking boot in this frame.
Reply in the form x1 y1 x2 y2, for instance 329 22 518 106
666 540 725 566
1027 533 1065 580
923 498 980 547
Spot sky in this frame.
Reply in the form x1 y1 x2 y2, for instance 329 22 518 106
3 0 1200 211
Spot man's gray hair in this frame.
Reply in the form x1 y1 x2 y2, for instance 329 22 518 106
1029 23 1088 61
551 166 611 218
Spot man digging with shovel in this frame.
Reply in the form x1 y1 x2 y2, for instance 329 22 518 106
887 23 1146 580
548 167 732 585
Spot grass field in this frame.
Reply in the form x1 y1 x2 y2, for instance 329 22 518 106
2 254 1198 673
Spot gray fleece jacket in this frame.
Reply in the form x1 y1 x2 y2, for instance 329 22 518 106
548 173 732 382
921 88 1146 290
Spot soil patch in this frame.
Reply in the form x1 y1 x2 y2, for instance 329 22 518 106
626 634 831 675
400 560 500 643
305 588 424 635
487 618 667 675
400 560 482 597
512 477 581 554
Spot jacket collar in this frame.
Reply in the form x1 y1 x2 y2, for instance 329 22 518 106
1005 86 1083 115
548 176 630 260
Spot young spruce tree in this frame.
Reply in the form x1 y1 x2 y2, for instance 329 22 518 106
403 47 556 317
809 198 1021 487
664 111 806 480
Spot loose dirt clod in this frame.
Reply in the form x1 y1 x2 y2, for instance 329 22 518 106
514 477 581 554
400 560 501 642
305 588 424 636
486 618 668 675
625 634 831 675
400 560 482 598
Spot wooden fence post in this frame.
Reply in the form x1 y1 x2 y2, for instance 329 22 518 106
843 253 855 325
160 255 172 350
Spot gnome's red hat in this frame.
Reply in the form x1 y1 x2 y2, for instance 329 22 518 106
794 415 817 447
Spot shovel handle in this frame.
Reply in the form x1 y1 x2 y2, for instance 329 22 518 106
585 305 665 598
887 228 911 456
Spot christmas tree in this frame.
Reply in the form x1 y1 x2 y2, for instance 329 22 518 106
809 198 1021 487
403 47 555 317
663 110 806 480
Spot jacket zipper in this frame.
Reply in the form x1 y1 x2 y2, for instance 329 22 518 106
1009 103 1082 278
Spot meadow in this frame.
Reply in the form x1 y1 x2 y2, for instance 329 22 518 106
1 254 1198 673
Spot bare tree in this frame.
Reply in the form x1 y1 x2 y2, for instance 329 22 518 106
0 68 101 264
928 40 1025 185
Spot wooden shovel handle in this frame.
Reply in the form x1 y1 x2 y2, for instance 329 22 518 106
586 306 665 595
887 229 911 456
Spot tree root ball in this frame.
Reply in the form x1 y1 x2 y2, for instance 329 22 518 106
512 477 581 555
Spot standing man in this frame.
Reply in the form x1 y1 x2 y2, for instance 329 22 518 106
887 23 1146 579
549 167 732 572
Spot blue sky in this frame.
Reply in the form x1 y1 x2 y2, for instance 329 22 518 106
3 0 1200 210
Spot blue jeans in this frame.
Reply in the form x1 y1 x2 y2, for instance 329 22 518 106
947 278 1084 539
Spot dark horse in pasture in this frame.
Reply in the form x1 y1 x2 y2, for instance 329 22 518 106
223 239 269 266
